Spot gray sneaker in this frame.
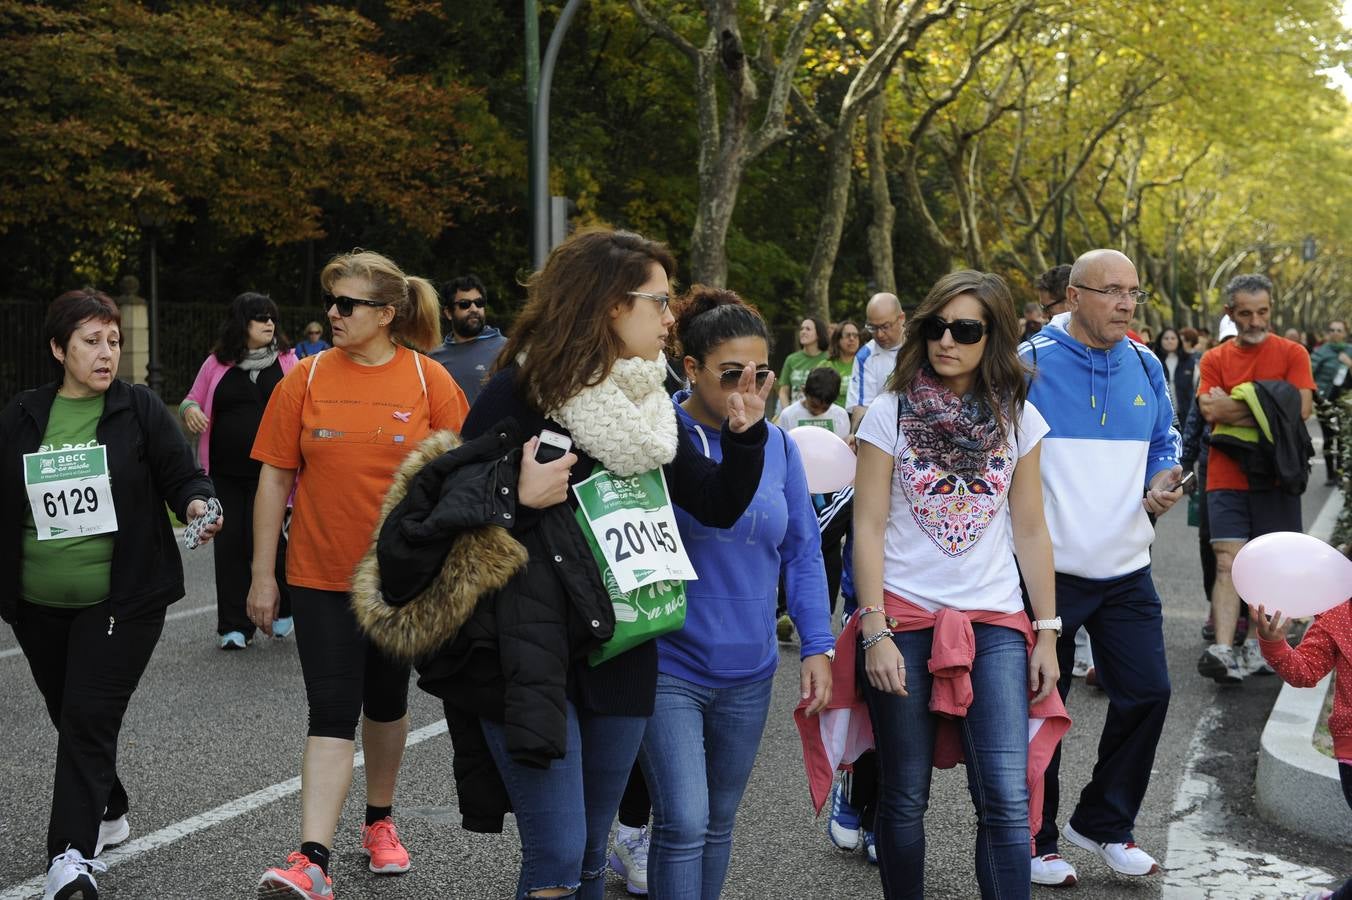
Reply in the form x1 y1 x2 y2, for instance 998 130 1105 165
1239 640 1274 676
1197 643 1244 684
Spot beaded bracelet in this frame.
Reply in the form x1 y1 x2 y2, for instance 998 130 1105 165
859 628 893 652
857 605 886 618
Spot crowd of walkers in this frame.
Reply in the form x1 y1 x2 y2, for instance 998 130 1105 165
3 228 1349 900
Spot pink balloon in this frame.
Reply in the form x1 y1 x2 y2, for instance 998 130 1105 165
1231 531 1352 618
788 425 856 493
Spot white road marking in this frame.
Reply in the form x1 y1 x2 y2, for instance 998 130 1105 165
0 719 449 900
1162 707 1335 898
0 603 214 660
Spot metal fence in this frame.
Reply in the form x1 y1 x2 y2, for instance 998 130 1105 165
0 300 55 401
1 300 320 404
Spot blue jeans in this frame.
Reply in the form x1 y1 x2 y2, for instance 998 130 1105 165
639 672 774 900
480 703 647 899
863 624 1031 900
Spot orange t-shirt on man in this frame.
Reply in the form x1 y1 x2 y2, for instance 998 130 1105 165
252 345 469 592
1197 335 1314 492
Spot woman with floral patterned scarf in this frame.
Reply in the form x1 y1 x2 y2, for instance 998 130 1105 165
850 270 1062 899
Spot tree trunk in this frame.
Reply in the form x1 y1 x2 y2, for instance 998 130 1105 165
689 133 747 286
803 121 862 321
865 93 896 295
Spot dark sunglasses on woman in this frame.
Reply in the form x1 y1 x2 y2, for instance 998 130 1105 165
920 317 986 345
704 366 773 390
250 314 277 324
323 293 387 317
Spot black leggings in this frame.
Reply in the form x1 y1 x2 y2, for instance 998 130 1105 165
14 599 164 861
290 586 410 740
212 473 289 637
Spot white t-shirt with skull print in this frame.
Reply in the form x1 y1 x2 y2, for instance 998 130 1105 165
856 392 1049 614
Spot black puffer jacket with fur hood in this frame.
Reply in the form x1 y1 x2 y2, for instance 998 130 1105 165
352 417 617 832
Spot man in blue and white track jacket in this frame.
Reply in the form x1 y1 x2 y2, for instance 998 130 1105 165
1019 249 1185 888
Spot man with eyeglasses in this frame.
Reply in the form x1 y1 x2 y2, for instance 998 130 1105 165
1196 274 1314 685
847 293 906 432
429 274 507 406
1020 249 1183 888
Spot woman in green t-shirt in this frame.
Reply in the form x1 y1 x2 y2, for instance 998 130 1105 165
777 315 830 413
827 319 862 408
0 289 220 900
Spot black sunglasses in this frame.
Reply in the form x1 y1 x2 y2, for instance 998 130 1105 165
323 293 387 317
250 314 276 324
703 365 772 390
454 298 486 310
920 317 986 345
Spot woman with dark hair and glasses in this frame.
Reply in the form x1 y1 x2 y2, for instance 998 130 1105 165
634 285 832 897
427 228 771 899
181 292 298 650
827 320 862 408
850 270 1065 899
1 289 220 900
248 251 468 899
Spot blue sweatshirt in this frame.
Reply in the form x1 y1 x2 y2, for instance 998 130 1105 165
659 394 835 687
1020 313 1181 579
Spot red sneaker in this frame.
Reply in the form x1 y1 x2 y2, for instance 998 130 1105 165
361 817 411 874
257 851 334 899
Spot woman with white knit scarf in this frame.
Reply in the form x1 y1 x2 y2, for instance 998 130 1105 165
459 229 773 900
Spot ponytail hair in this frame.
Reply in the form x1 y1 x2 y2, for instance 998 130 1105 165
319 249 443 353
674 285 767 362
400 276 442 353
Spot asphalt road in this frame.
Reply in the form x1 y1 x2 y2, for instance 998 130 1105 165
1 477 1348 899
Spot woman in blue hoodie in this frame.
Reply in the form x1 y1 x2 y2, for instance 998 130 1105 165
637 286 834 898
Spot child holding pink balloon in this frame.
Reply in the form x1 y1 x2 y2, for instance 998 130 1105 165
1251 597 1352 900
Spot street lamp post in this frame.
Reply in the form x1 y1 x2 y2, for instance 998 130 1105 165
528 0 585 270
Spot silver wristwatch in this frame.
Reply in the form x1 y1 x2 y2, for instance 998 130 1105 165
1032 617 1063 638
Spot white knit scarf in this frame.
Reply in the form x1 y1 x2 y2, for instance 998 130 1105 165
549 354 678 476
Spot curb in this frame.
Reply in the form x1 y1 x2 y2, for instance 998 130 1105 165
1254 487 1352 846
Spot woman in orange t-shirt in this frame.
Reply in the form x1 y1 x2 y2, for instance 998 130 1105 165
247 250 468 899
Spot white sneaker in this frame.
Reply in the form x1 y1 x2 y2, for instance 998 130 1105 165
1063 822 1160 876
1239 640 1274 676
94 814 129 856
1031 852 1078 886
44 847 107 900
609 825 649 895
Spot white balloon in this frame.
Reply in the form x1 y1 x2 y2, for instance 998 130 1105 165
788 425 856 493
1232 531 1352 618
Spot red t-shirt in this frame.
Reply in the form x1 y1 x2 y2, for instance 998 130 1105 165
1197 336 1314 491
252 346 469 590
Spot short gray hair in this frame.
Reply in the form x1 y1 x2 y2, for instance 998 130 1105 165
1224 273 1273 306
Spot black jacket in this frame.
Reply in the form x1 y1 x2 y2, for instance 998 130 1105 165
362 368 766 832
1208 379 1314 495
1 380 215 625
